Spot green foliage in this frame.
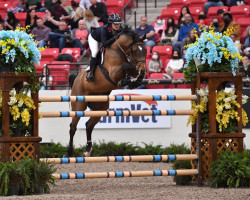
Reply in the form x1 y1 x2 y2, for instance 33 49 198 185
172 160 192 185
210 151 250 188
40 143 67 158
0 158 57 196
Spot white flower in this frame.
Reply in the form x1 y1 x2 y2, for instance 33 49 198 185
8 97 17 106
18 100 23 107
202 96 208 102
224 97 232 102
9 88 16 96
225 103 231 109
242 95 249 104
218 106 223 112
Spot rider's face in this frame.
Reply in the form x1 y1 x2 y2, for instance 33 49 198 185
111 23 120 31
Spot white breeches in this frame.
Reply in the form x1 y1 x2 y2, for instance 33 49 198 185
88 34 99 58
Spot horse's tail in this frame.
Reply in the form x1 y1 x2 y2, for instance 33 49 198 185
69 74 77 89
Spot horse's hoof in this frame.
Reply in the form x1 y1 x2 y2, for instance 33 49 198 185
83 148 92 157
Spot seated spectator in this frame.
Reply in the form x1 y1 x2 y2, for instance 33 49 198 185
31 18 51 48
172 13 199 51
226 0 243 6
71 19 89 54
136 16 156 52
5 11 21 30
181 29 197 56
204 0 224 14
53 1 70 23
220 13 241 41
44 0 60 10
196 11 210 32
153 17 166 35
49 21 71 52
43 9 61 31
26 0 42 12
25 9 38 33
148 51 162 76
0 22 6 31
90 0 108 25
216 9 225 24
239 54 250 85
80 0 101 10
243 46 250 56
9 0 26 13
210 17 220 32
159 17 178 46
243 26 250 49
165 49 184 79
83 9 100 31
230 34 241 52
178 6 193 28
60 0 74 20
40 67 53 90
69 7 84 30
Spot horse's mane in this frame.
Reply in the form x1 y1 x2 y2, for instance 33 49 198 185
120 25 140 43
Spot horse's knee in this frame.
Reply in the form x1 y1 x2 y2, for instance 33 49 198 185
69 123 77 136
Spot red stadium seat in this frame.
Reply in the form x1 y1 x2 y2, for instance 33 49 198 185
61 48 81 63
188 0 207 7
152 46 172 62
35 60 51 74
40 48 59 62
207 6 228 21
146 46 151 59
36 12 45 19
161 8 181 21
168 0 189 8
106 0 123 16
230 6 250 20
49 61 70 85
189 7 203 21
245 0 250 5
14 12 27 26
236 17 250 32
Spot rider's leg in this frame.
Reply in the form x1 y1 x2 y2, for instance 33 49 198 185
86 34 99 82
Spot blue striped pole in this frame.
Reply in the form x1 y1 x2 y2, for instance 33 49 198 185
40 109 194 118
39 95 197 102
52 169 198 180
40 154 198 164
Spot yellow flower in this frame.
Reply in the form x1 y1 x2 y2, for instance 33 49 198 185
21 109 30 126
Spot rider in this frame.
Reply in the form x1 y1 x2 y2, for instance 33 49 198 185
85 13 123 82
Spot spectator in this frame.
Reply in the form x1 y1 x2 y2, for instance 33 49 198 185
220 13 241 41
243 46 250 56
181 29 197 56
79 0 101 10
136 16 156 52
26 0 42 12
48 20 71 52
239 54 250 77
196 11 210 31
9 0 26 13
44 0 60 10
31 18 51 48
216 8 225 24
61 0 75 19
43 9 61 31
69 7 84 30
243 26 250 49
5 11 21 30
172 13 199 51
204 0 224 14
83 9 100 31
153 17 166 35
178 6 193 28
165 49 184 79
71 19 89 53
148 51 162 76
25 9 38 33
71 0 79 11
159 17 179 46
0 15 3 23
0 22 6 31
89 0 108 25
210 17 220 32
230 34 241 52
40 67 53 90
53 1 70 23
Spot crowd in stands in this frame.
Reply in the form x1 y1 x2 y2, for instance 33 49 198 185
0 0 249 89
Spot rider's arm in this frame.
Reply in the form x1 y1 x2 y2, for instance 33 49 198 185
101 27 116 48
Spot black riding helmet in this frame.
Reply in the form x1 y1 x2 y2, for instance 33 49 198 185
108 14 122 24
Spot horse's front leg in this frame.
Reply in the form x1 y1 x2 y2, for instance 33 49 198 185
68 117 81 157
83 116 102 157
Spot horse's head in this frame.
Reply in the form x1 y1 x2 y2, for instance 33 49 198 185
115 26 147 79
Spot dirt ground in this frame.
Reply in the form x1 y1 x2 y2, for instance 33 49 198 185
4 162 250 200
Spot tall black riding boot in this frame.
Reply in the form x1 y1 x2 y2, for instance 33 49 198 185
85 57 97 83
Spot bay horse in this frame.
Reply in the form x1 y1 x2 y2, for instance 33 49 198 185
68 25 147 157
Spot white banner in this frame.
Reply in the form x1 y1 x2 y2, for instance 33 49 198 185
77 89 172 129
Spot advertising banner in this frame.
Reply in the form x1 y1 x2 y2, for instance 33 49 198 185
77 89 172 129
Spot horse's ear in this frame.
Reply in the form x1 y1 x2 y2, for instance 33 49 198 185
139 34 146 42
